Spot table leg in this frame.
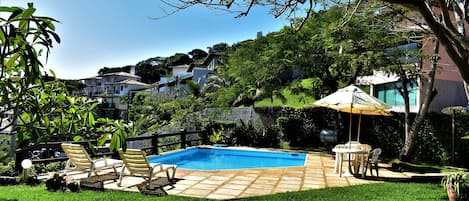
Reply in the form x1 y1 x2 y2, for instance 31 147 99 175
338 153 343 177
343 154 353 177
360 154 365 178
334 152 339 173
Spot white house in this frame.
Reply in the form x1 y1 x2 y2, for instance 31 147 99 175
77 66 149 114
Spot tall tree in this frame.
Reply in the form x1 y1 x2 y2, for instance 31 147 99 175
188 49 208 61
135 57 169 83
161 0 469 94
0 3 60 158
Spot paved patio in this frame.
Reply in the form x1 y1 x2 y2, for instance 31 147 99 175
59 150 439 200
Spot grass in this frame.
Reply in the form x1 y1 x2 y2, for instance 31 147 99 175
242 182 447 201
0 184 205 201
389 160 465 174
255 79 316 108
255 88 315 108
0 182 447 201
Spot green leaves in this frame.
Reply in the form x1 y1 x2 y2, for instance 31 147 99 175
0 3 61 149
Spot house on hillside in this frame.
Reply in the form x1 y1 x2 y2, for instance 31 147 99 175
190 52 223 88
78 76 102 97
149 52 223 97
76 66 149 117
357 10 468 113
150 73 193 97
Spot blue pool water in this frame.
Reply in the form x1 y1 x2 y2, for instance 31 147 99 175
147 147 307 170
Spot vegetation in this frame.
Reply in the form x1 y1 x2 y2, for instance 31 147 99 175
128 93 206 134
0 184 206 201
245 182 446 201
205 4 411 106
120 4 447 166
0 182 447 201
0 3 60 162
163 0 469 93
254 79 316 107
442 172 469 201
0 4 135 173
15 80 134 153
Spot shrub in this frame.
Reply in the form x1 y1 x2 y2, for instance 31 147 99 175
32 161 66 175
254 106 469 167
232 120 281 148
0 161 17 177
277 116 305 147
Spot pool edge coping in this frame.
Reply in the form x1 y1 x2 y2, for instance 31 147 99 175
147 145 309 171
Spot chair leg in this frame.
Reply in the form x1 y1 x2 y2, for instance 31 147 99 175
117 165 126 187
63 160 71 175
88 163 95 178
170 167 176 183
165 167 176 186
147 167 154 189
111 165 118 181
375 164 379 177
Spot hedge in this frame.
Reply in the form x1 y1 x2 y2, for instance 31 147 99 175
253 106 469 167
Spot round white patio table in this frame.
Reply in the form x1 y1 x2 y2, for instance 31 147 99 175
332 146 369 178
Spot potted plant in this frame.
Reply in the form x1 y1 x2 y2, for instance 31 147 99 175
442 172 469 201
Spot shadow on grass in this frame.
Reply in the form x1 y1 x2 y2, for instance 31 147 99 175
360 166 444 184
389 162 443 174
362 174 444 184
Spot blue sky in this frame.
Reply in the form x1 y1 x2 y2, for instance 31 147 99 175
2 0 290 79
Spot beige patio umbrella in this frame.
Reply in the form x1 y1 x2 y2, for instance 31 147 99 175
314 85 392 142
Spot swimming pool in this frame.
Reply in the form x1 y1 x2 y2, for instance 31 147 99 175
147 147 307 170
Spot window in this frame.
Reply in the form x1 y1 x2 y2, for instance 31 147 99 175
385 42 420 64
376 81 417 106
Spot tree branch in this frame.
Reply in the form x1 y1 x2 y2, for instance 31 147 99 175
416 3 469 82
438 0 457 32
236 0 255 17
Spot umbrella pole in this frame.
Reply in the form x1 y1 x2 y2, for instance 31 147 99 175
345 104 354 177
357 114 362 142
348 112 352 143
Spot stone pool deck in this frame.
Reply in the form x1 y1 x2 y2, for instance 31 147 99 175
60 151 444 200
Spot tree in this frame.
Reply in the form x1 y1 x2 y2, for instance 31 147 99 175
211 4 406 107
208 43 229 54
0 3 60 159
16 81 99 147
164 53 193 66
162 0 469 93
161 2 469 93
188 49 208 61
379 35 440 161
0 4 133 166
128 92 205 132
135 57 169 84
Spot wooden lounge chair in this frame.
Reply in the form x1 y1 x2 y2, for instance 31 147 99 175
61 143 123 178
117 149 177 189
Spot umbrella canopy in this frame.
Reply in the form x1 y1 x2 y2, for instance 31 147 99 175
314 85 391 142
314 85 392 116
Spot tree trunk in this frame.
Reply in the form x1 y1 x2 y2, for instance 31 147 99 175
399 38 439 161
396 65 411 146
464 82 469 104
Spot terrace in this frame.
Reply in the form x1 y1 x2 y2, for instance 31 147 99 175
52 147 441 200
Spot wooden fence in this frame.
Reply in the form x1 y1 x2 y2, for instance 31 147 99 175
15 130 208 169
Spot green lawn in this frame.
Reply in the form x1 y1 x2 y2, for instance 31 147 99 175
0 182 447 201
243 182 447 201
254 78 316 108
